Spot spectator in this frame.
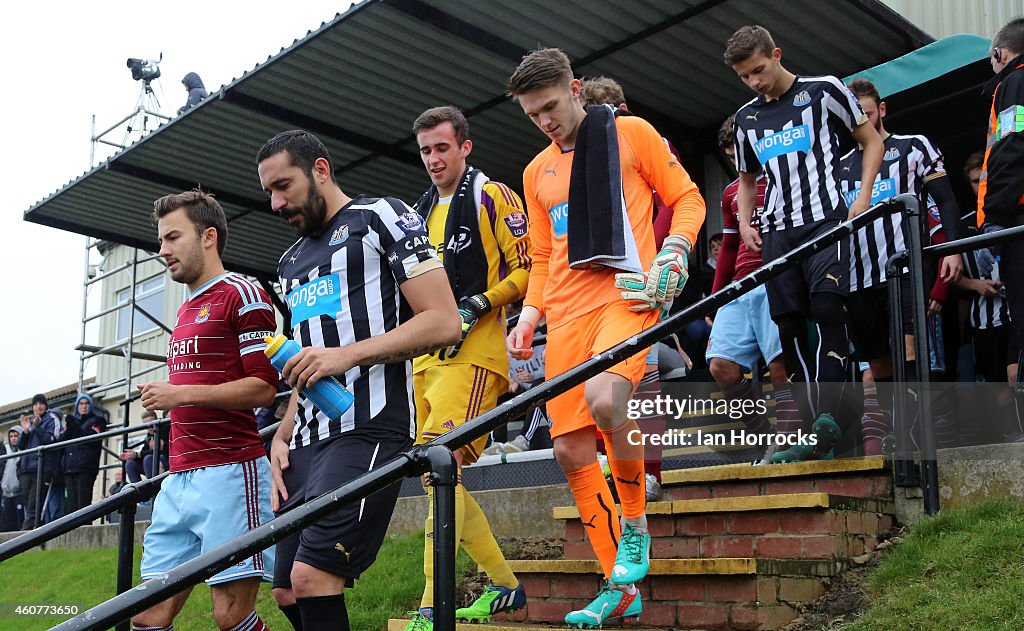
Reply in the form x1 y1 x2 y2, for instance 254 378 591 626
16 394 61 529
120 411 168 482
255 391 289 458
707 232 723 272
2 427 23 531
41 411 67 525
104 470 125 524
106 469 125 498
177 72 208 114
61 393 108 514
957 151 1018 444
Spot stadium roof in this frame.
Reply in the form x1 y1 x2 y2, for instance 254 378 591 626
24 0 930 280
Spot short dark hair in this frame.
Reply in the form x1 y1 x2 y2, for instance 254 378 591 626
994 17 1024 55
847 78 881 105
723 25 776 65
718 115 736 150
413 106 470 146
580 77 625 108
256 130 335 182
152 189 228 256
507 48 574 98
963 150 985 177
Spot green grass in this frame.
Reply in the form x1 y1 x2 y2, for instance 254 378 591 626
0 531 475 630
848 497 1024 631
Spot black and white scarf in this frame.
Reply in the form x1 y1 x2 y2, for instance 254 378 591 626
413 166 490 301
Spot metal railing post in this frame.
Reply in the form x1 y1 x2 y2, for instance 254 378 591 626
902 199 940 515
886 252 919 487
116 500 137 631
34 451 44 529
423 446 457 630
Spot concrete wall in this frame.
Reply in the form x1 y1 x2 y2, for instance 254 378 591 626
0 519 148 551
937 442 1024 509
387 483 574 540
1 482 574 554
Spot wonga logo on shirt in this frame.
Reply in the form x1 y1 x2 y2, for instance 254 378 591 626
753 125 811 163
288 274 342 323
549 202 569 237
843 177 897 207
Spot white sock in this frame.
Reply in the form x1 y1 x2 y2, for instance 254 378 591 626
622 514 648 531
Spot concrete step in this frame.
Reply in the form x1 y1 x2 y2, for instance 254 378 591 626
661 456 892 501
501 558 841 629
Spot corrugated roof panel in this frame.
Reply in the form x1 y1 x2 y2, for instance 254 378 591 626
430 0 694 58
223 209 297 268
234 5 516 145
339 156 431 203
578 0 919 129
118 102 374 198
25 0 930 280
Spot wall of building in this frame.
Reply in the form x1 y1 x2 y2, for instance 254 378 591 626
882 0 1024 40
94 243 177 421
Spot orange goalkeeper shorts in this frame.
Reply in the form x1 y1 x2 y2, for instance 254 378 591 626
544 300 659 438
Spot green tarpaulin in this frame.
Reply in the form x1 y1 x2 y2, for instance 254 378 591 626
845 34 991 98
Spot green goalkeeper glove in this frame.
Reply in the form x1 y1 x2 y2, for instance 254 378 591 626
614 272 659 312
644 235 691 302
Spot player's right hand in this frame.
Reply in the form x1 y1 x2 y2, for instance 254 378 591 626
269 436 291 513
507 321 535 360
739 222 762 254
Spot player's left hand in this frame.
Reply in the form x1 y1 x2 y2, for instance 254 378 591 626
282 346 354 393
643 235 691 303
927 299 943 317
847 196 870 219
137 382 184 411
437 294 491 361
939 254 963 284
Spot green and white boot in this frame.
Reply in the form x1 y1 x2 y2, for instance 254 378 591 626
564 581 642 629
455 582 527 622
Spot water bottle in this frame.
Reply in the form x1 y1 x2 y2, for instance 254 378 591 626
264 334 355 421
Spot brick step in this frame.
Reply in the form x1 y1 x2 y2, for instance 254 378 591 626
501 558 841 629
661 457 891 501
555 493 895 561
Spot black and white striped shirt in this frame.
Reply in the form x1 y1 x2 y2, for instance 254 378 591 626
960 212 1010 330
735 75 868 232
839 134 946 290
278 196 440 448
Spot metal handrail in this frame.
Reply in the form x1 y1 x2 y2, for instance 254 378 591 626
0 421 280 562
50 199 899 631
0 418 169 463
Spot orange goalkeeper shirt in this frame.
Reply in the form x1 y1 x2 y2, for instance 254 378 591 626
522 115 705 326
